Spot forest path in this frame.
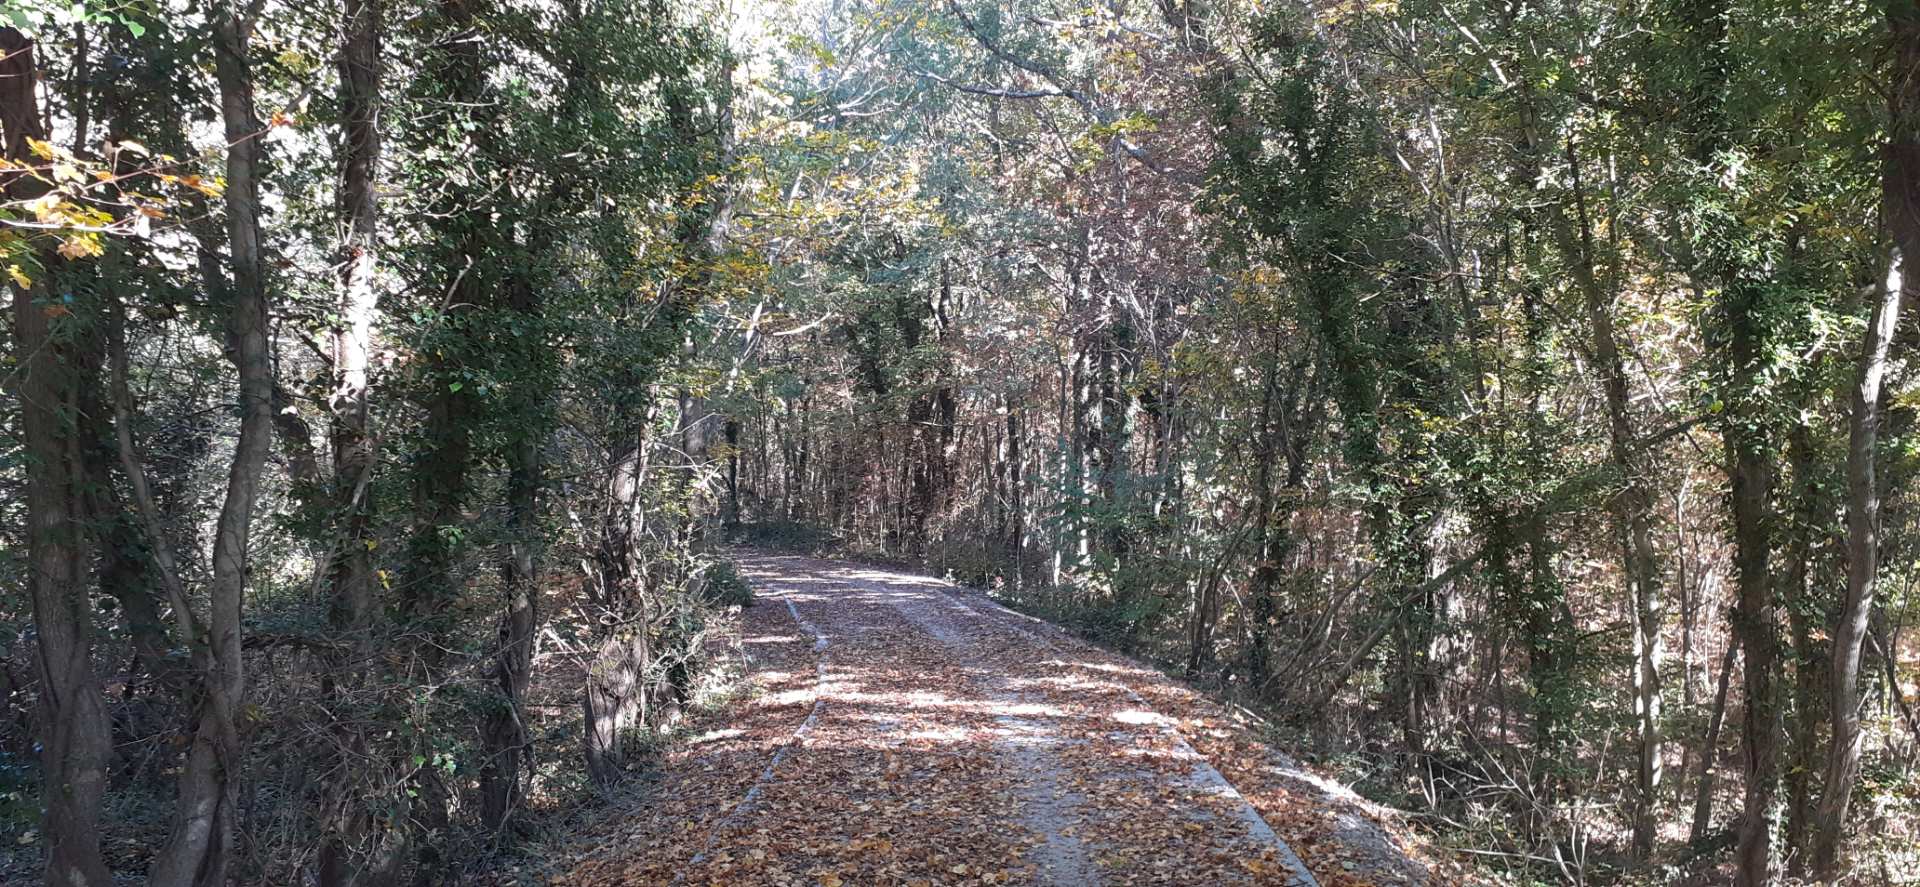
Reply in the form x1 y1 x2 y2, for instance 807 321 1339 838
713 553 1316 886
557 551 1362 886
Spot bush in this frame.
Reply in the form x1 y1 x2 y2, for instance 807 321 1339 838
926 537 1008 589
701 558 754 608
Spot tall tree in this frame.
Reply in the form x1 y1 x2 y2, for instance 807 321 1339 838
149 3 276 882
1813 1 1918 873
1 26 116 887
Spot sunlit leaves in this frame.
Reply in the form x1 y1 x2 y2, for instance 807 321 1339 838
3 0 148 39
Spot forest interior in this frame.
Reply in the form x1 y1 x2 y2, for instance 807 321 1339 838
2 0 1920 884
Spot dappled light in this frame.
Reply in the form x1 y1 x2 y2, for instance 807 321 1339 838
2 0 1916 884
557 554 1318 886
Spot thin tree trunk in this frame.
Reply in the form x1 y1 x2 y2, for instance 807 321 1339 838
151 8 274 884
1672 0 1782 878
1812 8 1915 863
1692 642 1740 845
1007 403 1023 585
1780 427 1823 876
1725 301 1783 887
1559 135 1665 858
1238 332 1295 682
483 431 540 826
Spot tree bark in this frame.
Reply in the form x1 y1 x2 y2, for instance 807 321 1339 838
1006 402 1023 583
1811 6 1915 865
1559 135 1665 858
1 27 116 887
150 7 274 884
483 430 539 826
586 437 650 788
585 627 651 785
1780 426 1824 877
314 0 384 876
1692 641 1739 845
585 422 653 786
1725 300 1782 887
329 0 383 662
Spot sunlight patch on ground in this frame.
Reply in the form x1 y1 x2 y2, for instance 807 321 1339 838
764 688 813 706
825 686 1069 720
740 634 801 644
1023 674 1120 693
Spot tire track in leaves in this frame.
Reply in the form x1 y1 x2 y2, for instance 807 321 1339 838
681 595 832 877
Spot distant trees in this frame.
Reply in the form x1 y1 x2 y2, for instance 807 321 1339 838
709 1 1920 883
3 0 1918 883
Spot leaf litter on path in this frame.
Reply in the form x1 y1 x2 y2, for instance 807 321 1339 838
559 554 1450 886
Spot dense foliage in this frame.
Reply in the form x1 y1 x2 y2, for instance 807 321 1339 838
1 0 742 883
707 1 1920 885
0 0 1916 884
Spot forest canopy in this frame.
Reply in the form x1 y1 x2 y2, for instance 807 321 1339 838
0 0 1917 885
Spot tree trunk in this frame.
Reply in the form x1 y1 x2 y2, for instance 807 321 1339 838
1692 642 1739 844
1723 290 1782 885
1812 8 1915 864
329 0 383 661
585 630 650 786
725 417 742 527
1 27 116 887
1780 426 1824 876
401 0 483 655
585 422 653 786
483 432 540 826
314 0 383 876
1558 135 1666 858
1671 0 1782 878
1239 330 1295 683
1006 403 1023 583
151 8 274 884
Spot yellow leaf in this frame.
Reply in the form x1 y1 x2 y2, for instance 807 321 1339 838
7 265 31 288
28 192 60 219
